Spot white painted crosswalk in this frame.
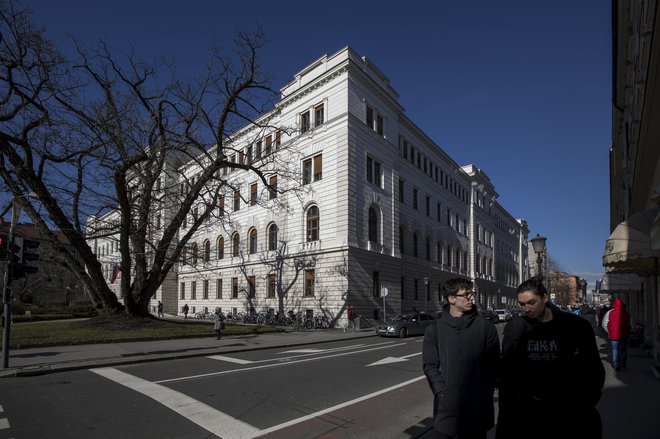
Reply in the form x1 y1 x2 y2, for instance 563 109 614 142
0 404 9 430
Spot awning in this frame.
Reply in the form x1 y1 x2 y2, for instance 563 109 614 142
600 273 644 292
603 207 660 273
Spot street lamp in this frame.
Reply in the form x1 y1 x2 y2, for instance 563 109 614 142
423 277 429 312
530 234 547 278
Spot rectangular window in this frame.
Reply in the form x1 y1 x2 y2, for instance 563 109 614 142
191 281 197 300
410 147 415 164
267 274 276 298
400 276 405 299
239 151 245 165
372 271 380 297
250 183 257 206
216 279 222 299
426 196 430 216
437 202 441 221
303 154 323 184
366 106 374 128
233 190 240 211
248 276 256 298
366 156 373 183
265 135 272 156
231 277 238 299
203 280 209 299
366 156 382 187
255 141 262 159
269 175 278 200
313 154 322 181
300 111 310 133
304 270 315 297
414 279 419 300
180 283 185 300
376 114 383 135
246 145 253 164
413 188 418 210
403 141 408 159
399 179 405 202
275 130 281 148
218 196 225 217
314 103 324 126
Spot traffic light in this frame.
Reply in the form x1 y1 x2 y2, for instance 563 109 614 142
12 236 40 278
0 233 7 261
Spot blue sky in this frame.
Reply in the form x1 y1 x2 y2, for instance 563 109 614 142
25 0 611 287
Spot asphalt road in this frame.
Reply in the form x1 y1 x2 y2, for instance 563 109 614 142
0 336 437 438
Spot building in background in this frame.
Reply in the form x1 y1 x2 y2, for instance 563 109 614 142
0 222 89 307
89 47 532 325
605 0 660 376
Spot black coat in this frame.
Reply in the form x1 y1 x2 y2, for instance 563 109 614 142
496 304 605 439
422 308 500 437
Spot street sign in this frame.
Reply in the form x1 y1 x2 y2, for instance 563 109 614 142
381 287 388 297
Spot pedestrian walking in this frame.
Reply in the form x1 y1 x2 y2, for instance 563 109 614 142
213 308 225 339
422 277 500 439
182 303 189 319
580 303 597 331
606 298 631 371
157 301 164 318
496 277 605 439
345 306 356 332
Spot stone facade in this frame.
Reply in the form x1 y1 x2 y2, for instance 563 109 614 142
88 47 531 326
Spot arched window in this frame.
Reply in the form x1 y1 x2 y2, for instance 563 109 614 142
249 228 258 254
399 227 405 254
217 237 224 259
232 233 240 257
306 206 319 242
192 243 198 265
368 207 378 243
204 240 211 262
413 232 418 257
268 223 278 251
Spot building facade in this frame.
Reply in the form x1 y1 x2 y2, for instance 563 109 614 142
605 0 660 373
89 47 531 325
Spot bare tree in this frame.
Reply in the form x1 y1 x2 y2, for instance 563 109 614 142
0 1 298 316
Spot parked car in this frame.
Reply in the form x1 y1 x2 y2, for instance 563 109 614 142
375 313 435 338
492 309 512 322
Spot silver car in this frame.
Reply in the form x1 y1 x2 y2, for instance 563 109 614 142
375 313 436 338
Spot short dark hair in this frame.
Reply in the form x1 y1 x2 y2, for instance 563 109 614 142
516 276 547 297
443 277 473 298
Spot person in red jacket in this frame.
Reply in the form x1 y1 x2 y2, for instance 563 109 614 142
606 298 631 371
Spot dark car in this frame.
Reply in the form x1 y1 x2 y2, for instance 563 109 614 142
375 313 435 338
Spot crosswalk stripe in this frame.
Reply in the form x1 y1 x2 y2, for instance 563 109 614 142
92 367 259 438
0 418 10 430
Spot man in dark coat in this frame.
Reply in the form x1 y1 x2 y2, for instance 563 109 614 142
422 277 500 439
497 277 605 439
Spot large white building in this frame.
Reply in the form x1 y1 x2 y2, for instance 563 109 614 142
89 47 531 325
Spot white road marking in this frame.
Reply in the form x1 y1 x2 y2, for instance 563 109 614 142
247 375 427 438
91 367 259 438
280 348 325 353
207 355 254 364
366 352 422 367
157 342 407 384
0 418 9 430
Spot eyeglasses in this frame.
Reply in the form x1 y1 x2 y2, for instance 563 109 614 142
454 292 475 299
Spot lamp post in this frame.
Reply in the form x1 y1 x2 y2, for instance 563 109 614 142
530 234 547 278
423 277 429 312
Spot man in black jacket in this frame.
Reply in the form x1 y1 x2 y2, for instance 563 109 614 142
422 278 500 439
496 277 605 439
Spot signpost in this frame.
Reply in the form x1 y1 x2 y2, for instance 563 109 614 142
381 286 388 321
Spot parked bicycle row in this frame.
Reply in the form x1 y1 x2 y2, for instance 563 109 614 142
193 308 333 330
